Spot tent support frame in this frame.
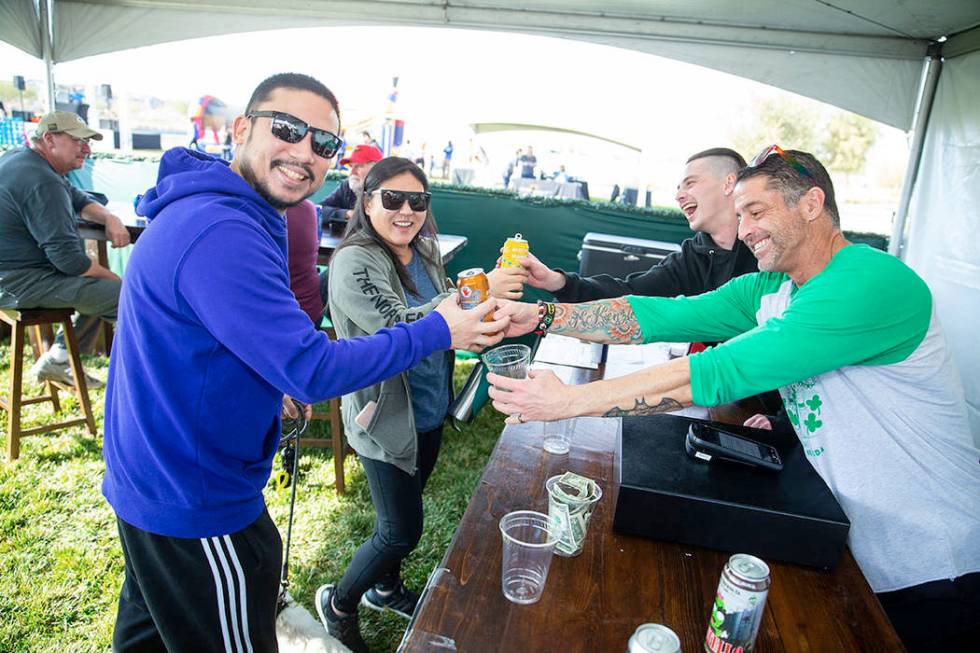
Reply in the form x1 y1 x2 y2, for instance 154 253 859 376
39 0 55 112
889 46 943 259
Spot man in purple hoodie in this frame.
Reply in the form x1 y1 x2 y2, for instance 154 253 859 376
102 73 506 652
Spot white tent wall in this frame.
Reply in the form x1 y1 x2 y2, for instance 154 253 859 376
905 49 980 444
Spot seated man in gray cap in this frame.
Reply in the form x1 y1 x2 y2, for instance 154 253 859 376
0 111 130 387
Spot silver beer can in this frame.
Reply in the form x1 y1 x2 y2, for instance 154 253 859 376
628 623 681 653
704 553 771 653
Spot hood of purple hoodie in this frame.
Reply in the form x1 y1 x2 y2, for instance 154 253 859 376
137 147 285 236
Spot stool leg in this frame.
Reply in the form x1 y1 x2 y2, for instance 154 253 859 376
29 325 45 361
330 398 346 495
26 323 61 412
7 321 25 462
46 380 62 413
62 319 97 435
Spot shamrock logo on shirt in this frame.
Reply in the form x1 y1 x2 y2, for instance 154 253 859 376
782 383 826 455
804 412 823 433
806 395 822 413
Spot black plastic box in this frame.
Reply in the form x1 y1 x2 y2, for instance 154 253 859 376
578 232 681 277
613 414 850 569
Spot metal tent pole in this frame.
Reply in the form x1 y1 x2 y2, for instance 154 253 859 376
889 48 943 259
39 0 56 112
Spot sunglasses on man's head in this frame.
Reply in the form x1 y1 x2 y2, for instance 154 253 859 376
247 111 342 159
372 189 432 212
749 144 815 183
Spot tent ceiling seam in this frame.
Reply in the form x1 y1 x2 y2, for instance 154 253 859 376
809 0 918 39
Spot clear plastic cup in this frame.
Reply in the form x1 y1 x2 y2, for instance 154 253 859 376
542 418 575 454
481 344 531 382
499 510 557 604
546 474 603 557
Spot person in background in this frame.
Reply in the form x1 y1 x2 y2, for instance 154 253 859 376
503 148 521 189
285 199 324 323
488 147 980 653
0 111 130 388
102 73 507 652
441 140 453 178
519 145 537 179
316 157 454 651
320 143 383 226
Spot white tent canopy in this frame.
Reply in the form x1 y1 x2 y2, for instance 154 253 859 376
0 1 976 130
3 1 979 437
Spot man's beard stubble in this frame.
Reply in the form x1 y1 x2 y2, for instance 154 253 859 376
348 175 364 194
238 135 319 211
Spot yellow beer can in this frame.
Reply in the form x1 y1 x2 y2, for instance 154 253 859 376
500 233 529 268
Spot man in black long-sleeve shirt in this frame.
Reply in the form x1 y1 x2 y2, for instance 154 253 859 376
522 148 757 301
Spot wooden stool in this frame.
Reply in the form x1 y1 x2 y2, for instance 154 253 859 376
1 308 97 462
301 324 350 494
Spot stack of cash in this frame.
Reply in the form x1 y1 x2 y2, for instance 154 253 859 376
546 471 603 557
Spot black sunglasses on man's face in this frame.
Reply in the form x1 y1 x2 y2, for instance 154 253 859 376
247 111 342 159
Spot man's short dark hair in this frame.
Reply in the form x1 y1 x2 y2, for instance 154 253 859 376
244 73 340 127
686 148 747 177
736 149 840 226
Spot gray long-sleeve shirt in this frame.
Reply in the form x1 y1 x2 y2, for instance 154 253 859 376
0 147 92 277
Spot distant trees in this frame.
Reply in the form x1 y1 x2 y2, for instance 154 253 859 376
733 97 877 176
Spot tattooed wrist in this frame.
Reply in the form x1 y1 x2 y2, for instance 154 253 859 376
550 298 643 344
602 396 683 417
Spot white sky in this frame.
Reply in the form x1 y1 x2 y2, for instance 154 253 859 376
1 26 908 225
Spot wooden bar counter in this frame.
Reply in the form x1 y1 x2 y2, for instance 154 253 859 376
403 344 902 652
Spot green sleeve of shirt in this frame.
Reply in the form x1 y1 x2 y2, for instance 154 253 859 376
625 271 778 344
689 246 933 406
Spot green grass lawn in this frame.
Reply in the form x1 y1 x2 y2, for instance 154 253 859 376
0 346 504 653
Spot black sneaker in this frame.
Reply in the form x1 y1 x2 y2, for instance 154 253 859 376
315 584 369 653
360 583 420 620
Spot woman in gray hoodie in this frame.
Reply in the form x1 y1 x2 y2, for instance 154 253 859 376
315 157 458 652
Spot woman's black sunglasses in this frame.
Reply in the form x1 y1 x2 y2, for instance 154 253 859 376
372 189 432 212
247 111 342 159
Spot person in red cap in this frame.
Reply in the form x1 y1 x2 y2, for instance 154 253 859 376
320 143 383 225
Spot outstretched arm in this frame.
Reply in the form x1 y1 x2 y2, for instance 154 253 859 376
488 356 692 422
496 297 644 345
548 297 644 344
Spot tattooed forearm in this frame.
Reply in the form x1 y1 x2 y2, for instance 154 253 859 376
602 396 684 417
550 298 643 344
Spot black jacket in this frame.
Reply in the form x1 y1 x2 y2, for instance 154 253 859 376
553 231 758 303
319 179 356 225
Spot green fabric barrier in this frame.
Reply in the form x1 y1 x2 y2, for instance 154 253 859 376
61 155 888 279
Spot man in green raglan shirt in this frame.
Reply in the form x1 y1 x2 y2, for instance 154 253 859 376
488 148 980 652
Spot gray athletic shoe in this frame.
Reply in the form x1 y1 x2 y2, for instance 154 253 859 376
29 356 104 389
360 583 420 620
315 584 369 653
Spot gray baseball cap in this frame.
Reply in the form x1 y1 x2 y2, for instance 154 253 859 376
34 111 103 141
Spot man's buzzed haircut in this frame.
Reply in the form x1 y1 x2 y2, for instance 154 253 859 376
686 148 747 178
244 73 341 126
